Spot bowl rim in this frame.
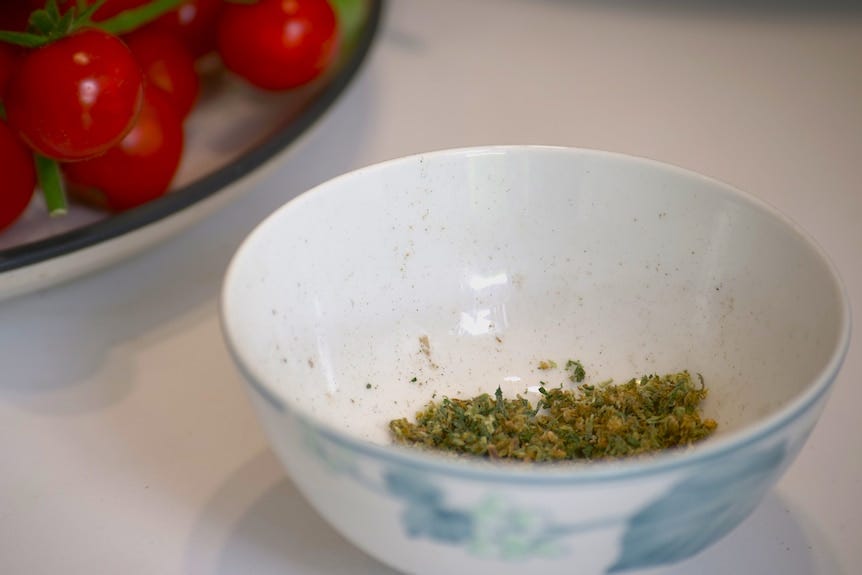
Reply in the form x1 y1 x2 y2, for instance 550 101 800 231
221 144 853 483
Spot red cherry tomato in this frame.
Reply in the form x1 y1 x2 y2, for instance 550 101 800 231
124 30 200 119
4 28 144 161
79 0 222 58
217 0 339 91
0 120 36 231
63 82 184 212
144 0 223 59
0 2 35 32
0 42 21 100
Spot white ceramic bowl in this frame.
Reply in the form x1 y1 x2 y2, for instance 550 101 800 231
221 146 851 575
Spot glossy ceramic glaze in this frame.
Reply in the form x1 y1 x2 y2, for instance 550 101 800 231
221 146 850 575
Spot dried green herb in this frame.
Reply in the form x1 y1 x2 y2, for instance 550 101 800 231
389 365 717 462
565 359 586 383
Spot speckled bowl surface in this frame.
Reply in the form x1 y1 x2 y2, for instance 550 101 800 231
221 146 850 575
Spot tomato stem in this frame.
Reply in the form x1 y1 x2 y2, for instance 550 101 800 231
98 0 184 36
35 155 68 217
0 31 50 49
0 0 182 48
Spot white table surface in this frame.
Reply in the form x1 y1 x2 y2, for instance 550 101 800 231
1 1 860 573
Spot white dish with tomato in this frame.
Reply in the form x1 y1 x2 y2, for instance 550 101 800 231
0 0 382 300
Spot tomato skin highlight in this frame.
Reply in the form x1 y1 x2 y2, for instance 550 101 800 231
124 30 200 119
4 28 144 161
217 0 340 91
0 120 37 231
63 83 184 212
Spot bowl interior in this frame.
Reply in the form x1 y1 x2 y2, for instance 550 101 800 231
223 147 847 448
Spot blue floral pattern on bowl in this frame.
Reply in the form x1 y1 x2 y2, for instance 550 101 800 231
383 469 570 559
608 441 787 572
302 421 789 572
